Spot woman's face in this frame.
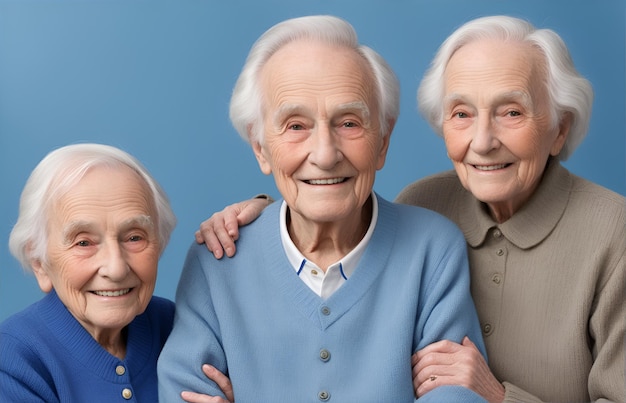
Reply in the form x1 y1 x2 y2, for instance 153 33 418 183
442 39 569 222
32 165 160 343
253 40 390 226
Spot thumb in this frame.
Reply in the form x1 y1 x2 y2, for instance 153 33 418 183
462 336 476 349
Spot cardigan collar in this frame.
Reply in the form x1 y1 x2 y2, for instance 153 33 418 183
38 290 155 382
459 159 572 249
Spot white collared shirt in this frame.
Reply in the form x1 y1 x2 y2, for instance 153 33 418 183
280 193 378 299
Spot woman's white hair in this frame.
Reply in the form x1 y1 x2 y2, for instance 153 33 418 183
229 15 400 144
418 15 593 161
9 143 176 272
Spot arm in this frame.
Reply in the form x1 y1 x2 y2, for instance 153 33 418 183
158 246 228 402
586 251 626 403
195 195 272 259
412 222 488 402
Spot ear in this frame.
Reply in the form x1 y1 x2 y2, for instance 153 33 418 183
550 112 572 156
31 258 53 293
252 141 272 175
375 119 395 170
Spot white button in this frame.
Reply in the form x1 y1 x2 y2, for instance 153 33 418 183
116 365 126 376
122 388 132 400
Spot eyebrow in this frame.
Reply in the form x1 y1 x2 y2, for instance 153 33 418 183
62 220 95 244
334 102 371 122
271 102 371 126
443 91 533 110
62 215 154 243
272 104 309 128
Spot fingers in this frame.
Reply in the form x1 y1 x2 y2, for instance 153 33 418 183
181 390 231 403
194 198 268 259
412 338 504 401
201 364 234 402
196 210 239 259
236 197 271 226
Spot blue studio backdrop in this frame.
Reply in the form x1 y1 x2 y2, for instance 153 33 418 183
1 0 624 321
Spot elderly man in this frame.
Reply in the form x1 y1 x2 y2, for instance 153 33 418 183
157 15 486 402
196 15 625 403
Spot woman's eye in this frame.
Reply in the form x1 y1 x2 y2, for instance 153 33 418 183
342 121 358 128
507 110 521 117
288 123 304 130
128 235 144 242
76 240 90 247
454 112 468 118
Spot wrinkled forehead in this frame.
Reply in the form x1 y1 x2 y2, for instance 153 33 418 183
445 39 548 102
47 162 152 210
259 40 378 115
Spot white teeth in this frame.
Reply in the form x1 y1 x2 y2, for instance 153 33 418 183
475 164 508 171
93 289 131 297
307 178 344 185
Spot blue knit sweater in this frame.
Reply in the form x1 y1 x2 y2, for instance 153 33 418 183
0 290 174 402
158 195 487 402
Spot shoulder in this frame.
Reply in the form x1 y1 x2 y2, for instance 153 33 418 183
146 295 175 315
377 195 465 244
565 171 626 247
0 297 45 337
395 171 467 211
0 300 50 376
568 171 625 214
142 296 175 332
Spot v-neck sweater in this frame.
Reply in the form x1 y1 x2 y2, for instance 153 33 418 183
158 194 487 402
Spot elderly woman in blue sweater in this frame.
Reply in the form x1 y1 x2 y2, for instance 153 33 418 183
0 143 178 402
157 15 486 402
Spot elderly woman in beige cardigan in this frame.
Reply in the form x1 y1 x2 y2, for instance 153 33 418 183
194 16 625 403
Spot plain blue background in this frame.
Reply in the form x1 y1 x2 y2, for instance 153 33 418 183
1 0 624 322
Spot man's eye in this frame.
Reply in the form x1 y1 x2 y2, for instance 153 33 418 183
76 240 90 247
342 121 358 128
288 124 304 130
507 110 521 117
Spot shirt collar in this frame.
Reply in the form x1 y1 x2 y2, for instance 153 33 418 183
280 192 378 278
459 159 571 249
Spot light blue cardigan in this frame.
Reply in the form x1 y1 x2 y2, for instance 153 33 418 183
158 195 487 402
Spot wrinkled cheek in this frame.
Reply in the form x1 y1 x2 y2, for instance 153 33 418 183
443 138 466 163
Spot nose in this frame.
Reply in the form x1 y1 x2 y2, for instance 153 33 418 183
97 240 129 280
307 123 343 169
470 114 500 154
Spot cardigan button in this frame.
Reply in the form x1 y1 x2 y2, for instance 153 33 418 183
318 390 330 401
482 323 493 336
115 365 126 376
321 306 331 316
496 248 504 256
121 388 133 400
319 349 331 362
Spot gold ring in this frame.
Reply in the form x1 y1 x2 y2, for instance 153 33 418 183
430 375 437 382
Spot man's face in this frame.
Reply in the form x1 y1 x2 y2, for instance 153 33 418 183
253 40 390 225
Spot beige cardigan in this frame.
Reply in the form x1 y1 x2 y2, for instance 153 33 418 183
396 159 625 402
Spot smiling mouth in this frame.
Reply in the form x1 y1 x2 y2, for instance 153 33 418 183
473 163 510 171
92 289 132 297
305 178 347 185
